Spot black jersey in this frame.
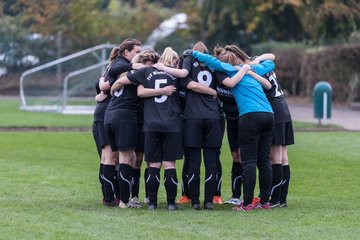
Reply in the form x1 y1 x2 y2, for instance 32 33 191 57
181 56 219 119
127 67 182 132
107 57 133 85
178 86 186 114
215 71 239 120
94 81 111 122
263 71 291 123
106 70 141 112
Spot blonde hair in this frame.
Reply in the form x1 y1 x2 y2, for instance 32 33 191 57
160 47 179 67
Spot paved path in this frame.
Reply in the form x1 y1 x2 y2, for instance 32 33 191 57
288 101 360 131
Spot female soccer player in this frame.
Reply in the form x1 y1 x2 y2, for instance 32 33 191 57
222 46 294 208
111 48 182 210
152 42 222 210
99 38 142 207
192 49 275 211
92 46 127 206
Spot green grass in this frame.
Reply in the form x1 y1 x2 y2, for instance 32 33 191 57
1 132 359 239
0 99 342 130
0 99 92 127
293 121 343 130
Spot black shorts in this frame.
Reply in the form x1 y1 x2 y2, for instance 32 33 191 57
135 122 145 152
272 121 295 145
226 118 239 152
92 121 110 157
144 132 183 162
184 119 222 148
104 109 138 151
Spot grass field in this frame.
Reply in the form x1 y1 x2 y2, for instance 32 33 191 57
0 99 340 130
1 131 359 239
0 99 93 127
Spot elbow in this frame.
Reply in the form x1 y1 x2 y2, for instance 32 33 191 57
178 70 189 78
186 82 196 91
137 90 145 97
99 81 110 91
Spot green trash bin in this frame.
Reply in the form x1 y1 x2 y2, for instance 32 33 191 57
313 81 332 124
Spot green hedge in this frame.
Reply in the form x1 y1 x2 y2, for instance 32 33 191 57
252 41 360 103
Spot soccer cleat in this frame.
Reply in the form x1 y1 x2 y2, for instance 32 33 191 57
213 195 223 204
251 197 261 205
167 203 179 211
192 203 201 210
130 197 142 208
176 195 191 204
119 200 132 209
269 201 280 208
279 201 288 208
224 198 242 205
203 202 214 210
254 202 271 210
103 200 118 207
232 203 255 212
114 198 120 205
148 203 157 211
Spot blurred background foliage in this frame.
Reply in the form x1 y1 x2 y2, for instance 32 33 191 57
1 0 360 102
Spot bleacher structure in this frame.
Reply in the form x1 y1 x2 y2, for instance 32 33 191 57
19 44 116 114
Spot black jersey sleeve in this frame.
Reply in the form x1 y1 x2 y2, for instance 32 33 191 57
127 68 146 86
181 56 192 72
215 71 228 85
108 58 132 85
180 75 192 89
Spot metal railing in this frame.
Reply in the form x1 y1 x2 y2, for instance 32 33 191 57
19 43 116 113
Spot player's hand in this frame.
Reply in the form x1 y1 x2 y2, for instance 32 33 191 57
152 62 165 71
161 85 176 96
95 92 108 102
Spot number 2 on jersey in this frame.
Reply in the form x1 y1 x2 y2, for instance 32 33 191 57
268 72 283 97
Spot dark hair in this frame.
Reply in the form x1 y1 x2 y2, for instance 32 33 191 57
138 50 160 64
109 38 142 62
224 45 250 62
218 51 239 66
213 45 226 58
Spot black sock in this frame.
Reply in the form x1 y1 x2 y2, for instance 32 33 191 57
164 169 178 205
188 166 200 205
181 158 190 197
280 165 290 203
204 166 217 204
215 150 222 196
102 164 116 202
99 163 105 200
231 162 243 199
144 167 149 198
114 166 120 199
146 167 160 206
118 164 132 204
132 168 141 198
270 164 283 204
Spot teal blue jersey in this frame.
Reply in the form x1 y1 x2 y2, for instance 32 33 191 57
192 51 274 116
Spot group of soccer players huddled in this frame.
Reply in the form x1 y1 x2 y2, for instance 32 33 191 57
92 38 293 211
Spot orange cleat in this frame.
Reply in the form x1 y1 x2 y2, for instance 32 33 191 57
176 195 191 204
251 197 261 205
213 195 223 204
